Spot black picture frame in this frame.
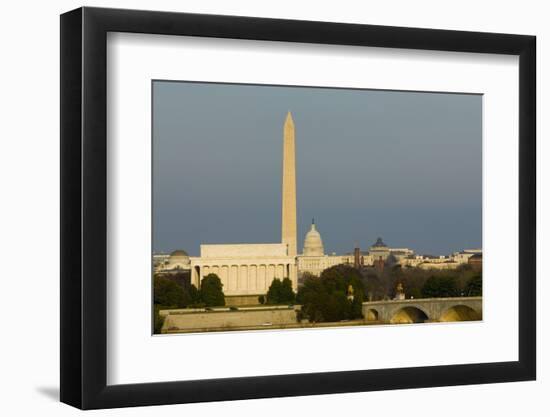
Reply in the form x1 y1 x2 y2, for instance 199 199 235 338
60 6 536 410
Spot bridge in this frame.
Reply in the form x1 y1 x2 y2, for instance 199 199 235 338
362 297 482 324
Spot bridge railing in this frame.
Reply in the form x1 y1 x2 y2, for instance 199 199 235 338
362 296 482 306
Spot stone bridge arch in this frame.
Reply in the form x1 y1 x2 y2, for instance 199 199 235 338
439 304 481 322
389 306 429 324
365 308 379 321
362 297 482 324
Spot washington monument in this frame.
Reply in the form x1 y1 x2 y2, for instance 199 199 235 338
186 111 300 297
281 111 297 257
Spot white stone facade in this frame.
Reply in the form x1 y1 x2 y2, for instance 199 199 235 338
190 243 297 295
297 254 353 277
398 249 482 270
451 249 482 265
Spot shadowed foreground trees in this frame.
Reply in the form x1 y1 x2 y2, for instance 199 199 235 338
420 274 482 298
153 274 200 334
154 274 200 308
200 274 226 307
297 265 364 323
421 275 459 298
363 265 483 301
266 278 296 305
154 276 185 307
153 273 230 308
465 274 482 296
153 273 226 333
153 272 226 309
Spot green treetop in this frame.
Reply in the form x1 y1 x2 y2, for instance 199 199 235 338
200 274 226 307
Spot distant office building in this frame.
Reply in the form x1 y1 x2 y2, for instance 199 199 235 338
369 237 390 261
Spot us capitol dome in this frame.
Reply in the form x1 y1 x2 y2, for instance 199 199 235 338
302 220 324 256
297 219 357 279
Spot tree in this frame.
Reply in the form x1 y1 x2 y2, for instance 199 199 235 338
399 274 425 300
322 290 351 322
266 278 283 304
297 277 329 322
280 278 296 304
364 272 385 301
299 271 317 286
266 278 296 305
181 283 202 307
358 262 481 300
350 292 364 318
200 274 225 307
465 275 482 296
422 276 459 298
188 284 201 304
406 286 423 299
166 271 192 289
154 275 186 307
297 265 365 323
321 265 365 307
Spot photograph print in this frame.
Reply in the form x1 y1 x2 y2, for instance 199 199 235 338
152 80 483 334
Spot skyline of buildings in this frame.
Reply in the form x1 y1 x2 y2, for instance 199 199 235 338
153 112 481 304
154 234 482 276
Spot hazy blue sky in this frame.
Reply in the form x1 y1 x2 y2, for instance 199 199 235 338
153 81 482 256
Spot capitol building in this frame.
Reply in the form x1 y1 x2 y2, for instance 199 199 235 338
154 112 481 304
296 220 363 278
